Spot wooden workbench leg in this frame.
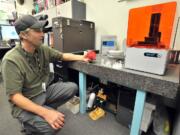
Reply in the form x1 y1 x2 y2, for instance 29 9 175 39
130 90 146 135
79 72 87 114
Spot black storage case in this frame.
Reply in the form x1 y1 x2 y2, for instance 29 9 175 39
52 17 95 53
52 17 95 82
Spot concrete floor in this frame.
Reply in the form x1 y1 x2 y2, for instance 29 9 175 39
0 82 22 135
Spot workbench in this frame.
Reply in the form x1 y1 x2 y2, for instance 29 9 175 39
68 55 180 135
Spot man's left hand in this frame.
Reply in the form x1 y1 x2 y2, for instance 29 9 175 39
84 50 96 62
82 55 91 62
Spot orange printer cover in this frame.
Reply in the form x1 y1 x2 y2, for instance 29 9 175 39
126 2 177 49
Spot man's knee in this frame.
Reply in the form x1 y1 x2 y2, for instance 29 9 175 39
67 82 78 96
24 116 57 135
36 123 56 135
69 82 78 92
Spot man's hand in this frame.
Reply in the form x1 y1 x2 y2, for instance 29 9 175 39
82 55 91 62
10 93 65 130
62 50 96 62
43 109 65 130
84 50 96 61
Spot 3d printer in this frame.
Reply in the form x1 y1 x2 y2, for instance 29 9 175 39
125 2 177 75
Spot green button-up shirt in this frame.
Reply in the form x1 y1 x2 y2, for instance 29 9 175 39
1 44 62 117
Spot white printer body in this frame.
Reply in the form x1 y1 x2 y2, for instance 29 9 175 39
125 47 169 75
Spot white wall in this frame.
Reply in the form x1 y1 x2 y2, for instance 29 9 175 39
15 0 180 50
84 0 180 50
15 0 34 16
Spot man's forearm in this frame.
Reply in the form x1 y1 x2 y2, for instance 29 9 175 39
10 93 48 118
62 53 83 61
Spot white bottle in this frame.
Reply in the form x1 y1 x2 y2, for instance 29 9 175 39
87 93 96 108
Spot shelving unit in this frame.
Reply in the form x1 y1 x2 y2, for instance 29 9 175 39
34 0 86 27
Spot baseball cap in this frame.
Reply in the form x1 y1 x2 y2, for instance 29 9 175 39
14 15 48 34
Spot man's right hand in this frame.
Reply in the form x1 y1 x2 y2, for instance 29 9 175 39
9 93 65 130
42 109 65 130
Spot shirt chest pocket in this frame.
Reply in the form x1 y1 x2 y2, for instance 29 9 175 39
24 71 40 88
24 62 50 87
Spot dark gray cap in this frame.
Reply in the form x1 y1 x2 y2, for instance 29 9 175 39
14 15 48 34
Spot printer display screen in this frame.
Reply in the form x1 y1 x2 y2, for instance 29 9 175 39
102 41 115 47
